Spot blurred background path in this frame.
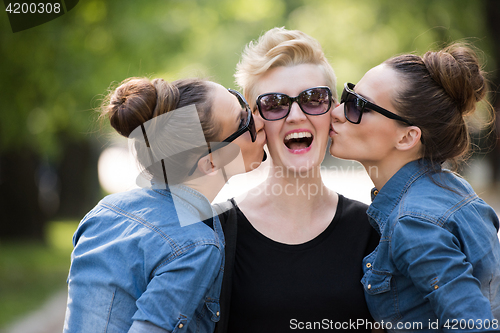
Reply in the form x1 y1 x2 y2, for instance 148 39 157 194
1 291 67 333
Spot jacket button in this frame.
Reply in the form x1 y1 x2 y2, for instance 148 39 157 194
216 311 220 317
178 324 184 329
367 284 372 290
434 285 439 290
366 263 372 268
373 190 379 196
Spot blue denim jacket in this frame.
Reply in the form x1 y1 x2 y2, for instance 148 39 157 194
362 160 500 332
63 185 224 333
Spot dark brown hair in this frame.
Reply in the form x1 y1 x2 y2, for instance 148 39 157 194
100 77 220 183
102 77 218 139
385 43 492 170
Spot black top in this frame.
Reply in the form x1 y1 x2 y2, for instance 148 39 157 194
218 195 379 332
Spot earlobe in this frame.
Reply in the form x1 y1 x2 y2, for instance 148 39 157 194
396 126 422 151
197 155 218 176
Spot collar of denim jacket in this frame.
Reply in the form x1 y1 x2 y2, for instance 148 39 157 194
151 182 217 228
366 159 436 234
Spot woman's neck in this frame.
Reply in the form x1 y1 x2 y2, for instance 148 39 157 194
183 170 227 202
237 163 338 245
363 155 421 191
262 163 334 213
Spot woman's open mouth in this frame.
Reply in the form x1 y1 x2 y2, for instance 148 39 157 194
283 130 313 154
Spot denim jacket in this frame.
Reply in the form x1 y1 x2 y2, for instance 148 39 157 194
362 160 500 332
63 184 224 333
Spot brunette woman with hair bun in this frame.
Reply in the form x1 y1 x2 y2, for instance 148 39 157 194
330 44 500 327
63 77 266 333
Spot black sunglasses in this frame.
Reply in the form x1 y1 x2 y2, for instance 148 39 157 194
342 83 413 126
256 86 333 121
187 89 256 176
224 89 257 143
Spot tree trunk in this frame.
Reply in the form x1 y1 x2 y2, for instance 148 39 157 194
0 138 100 241
0 150 46 241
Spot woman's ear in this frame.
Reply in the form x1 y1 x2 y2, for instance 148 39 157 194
396 126 422 151
197 154 218 176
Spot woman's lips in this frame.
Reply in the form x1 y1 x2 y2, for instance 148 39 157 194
258 131 267 147
329 124 337 137
283 129 313 154
285 145 312 154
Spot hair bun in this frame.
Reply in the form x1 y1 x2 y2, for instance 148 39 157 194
423 44 486 115
102 78 180 137
103 78 157 137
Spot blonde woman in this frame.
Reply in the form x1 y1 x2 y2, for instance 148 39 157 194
216 28 379 332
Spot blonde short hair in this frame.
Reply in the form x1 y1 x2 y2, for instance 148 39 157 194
235 27 337 108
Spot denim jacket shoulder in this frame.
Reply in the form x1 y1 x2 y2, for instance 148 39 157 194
92 186 224 250
363 159 500 326
65 185 225 333
367 160 499 236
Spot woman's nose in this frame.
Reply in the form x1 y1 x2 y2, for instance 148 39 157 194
330 103 345 122
286 102 307 123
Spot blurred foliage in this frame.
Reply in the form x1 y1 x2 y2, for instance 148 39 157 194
0 0 493 160
0 220 78 327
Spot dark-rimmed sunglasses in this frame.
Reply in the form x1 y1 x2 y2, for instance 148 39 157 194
342 82 413 125
187 89 256 176
224 89 257 143
256 86 333 121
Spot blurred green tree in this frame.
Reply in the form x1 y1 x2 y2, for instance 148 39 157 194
0 0 301 240
486 0 500 190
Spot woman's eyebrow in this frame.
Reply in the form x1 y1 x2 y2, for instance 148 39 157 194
355 88 376 104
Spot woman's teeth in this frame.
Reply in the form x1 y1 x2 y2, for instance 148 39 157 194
284 132 313 150
284 132 312 141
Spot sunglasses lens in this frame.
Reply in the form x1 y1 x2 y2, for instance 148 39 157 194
239 100 257 142
239 107 249 129
344 94 363 123
258 94 290 120
248 112 256 142
241 104 256 139
299 88 331 115
228 89 257 142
